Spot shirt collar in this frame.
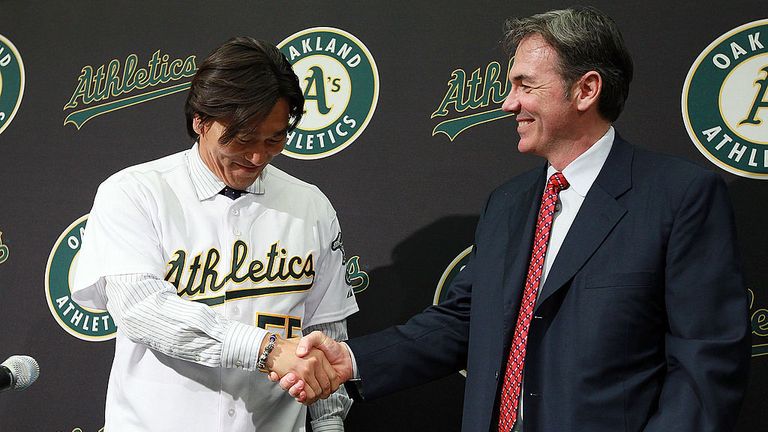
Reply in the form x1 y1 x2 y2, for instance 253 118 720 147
186 142 266 201
547 126 614 198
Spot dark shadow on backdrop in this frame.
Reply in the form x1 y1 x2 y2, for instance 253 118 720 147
338 215 480 432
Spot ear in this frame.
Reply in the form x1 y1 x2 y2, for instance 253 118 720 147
574 71 602 113
192 115 206 136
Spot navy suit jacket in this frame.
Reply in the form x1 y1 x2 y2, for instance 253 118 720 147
346 136 751 432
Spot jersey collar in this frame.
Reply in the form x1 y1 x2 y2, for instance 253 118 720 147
186 142 266 201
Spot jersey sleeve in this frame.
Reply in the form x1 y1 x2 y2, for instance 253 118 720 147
72 176 167 309
302 207 359 328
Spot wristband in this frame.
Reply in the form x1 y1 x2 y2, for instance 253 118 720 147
257 333 277 372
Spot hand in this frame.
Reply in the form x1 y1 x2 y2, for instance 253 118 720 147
265 335 340 403
268 331 354 404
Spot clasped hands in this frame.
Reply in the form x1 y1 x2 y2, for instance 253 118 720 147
264 331 353 404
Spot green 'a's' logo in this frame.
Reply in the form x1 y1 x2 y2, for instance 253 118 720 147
0 34 25 136
682 19 768 179
278 27 379 159
45 215 116 341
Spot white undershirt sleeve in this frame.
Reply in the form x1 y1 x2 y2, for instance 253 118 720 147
305 320 353 432
103 273 268 370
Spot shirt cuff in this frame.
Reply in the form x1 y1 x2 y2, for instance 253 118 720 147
221 320 269 371
310 416 344 432
341 342 360 379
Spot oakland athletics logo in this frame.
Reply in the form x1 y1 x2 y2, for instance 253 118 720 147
749 288 768 357
433 245 472 377
431 59 515 141
0 34 25 136
0 231 9 265
433 246 473 305
63 50 197 129
682 19 768 179
45 215 116 341
278 27 379 159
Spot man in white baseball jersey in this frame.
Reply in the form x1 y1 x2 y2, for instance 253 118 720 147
72 37 358 431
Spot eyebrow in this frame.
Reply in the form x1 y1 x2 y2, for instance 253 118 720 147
237 126 289 140
511 73 531 82
273 127 289 137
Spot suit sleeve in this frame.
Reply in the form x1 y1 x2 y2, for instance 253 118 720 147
343 193 497 401
345 254 473 400
643 170 750 432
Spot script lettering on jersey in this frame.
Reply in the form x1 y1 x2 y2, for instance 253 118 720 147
165 241 315 300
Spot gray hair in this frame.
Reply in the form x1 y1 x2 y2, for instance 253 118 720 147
504 6 633 122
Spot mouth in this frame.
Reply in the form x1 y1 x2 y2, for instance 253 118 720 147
237 165 264 178
235 163 263 174
516 118 534 129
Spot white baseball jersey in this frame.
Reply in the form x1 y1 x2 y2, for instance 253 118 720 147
72 143 358 431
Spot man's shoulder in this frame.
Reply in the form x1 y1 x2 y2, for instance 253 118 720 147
622 137 718 183
101 149 188 190
472 167 544 217
263 165 340 221
493 166 544 197
597 136 726 206
265 165 329 200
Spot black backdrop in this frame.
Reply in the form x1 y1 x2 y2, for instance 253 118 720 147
0 1 765 431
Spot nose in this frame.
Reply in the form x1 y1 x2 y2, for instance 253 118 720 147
245 147 269 166
502 88 520 113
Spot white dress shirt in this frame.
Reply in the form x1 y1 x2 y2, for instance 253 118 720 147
518 127 615 429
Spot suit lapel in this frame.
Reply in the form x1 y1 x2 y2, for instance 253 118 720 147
535 136 634 310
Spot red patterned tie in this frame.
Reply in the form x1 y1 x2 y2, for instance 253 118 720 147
497 172 569 431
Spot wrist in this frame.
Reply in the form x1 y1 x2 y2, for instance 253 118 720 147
257 333 278 372
310 416 344 432
339 342 355 382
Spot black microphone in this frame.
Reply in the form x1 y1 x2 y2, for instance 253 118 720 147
0 356 39 392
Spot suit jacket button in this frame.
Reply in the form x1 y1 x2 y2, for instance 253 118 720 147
494 371 499 380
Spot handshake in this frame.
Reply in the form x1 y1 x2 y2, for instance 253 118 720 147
263 331 354 404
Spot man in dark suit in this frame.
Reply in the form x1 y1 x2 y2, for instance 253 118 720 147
273 6 751 431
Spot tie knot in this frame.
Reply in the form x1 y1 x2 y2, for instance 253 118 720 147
220 186 247 200
547 172 569 193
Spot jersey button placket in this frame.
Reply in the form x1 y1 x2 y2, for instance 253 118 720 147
230 202 242 236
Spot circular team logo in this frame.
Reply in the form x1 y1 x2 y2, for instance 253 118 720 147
45 215 116 341
682 19 768 179
433 245 472 377
278 27 379 159
433 246 473 304
0 231 9 265
0 34 25 135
